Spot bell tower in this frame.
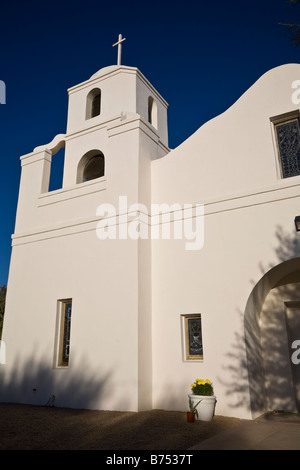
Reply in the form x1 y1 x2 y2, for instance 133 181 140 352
2 48 169 412
62 63 169 192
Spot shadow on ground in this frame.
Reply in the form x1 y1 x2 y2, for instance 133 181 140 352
0 403 242 450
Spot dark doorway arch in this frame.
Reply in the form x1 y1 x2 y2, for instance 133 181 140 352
244 257 300 418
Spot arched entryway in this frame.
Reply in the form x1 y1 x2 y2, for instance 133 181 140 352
245 258 300 418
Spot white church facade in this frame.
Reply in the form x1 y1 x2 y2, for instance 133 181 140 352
2 55 300 420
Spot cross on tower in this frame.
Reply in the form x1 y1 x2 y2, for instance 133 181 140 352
112 34 126 66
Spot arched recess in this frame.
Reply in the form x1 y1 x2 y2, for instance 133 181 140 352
77 150 105 184
86 88 101 119
244 257 300 418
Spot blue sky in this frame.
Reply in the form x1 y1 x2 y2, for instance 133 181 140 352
0 0 300 285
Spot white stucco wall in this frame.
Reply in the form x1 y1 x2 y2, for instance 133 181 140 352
2 63 300 420
151 64 300 419
3 232 140 410
152 64 300 203
1 65 169 412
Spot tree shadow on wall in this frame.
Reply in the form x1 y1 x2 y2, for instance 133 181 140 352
0 352 115 411
257 225 300 279
217 312 252 413
220 226 300 417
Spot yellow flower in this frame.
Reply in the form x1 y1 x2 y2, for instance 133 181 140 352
205 379 211 384
191 383 196 387
198 379 205 385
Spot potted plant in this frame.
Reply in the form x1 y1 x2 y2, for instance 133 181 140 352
187 396 201 422
188 378 216 421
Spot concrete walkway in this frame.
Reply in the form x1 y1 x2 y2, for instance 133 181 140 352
190 417 300 450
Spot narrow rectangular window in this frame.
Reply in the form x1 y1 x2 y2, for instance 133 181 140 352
273 115 300 178
91 92 101 117
181 314 203 360
57 299 72 367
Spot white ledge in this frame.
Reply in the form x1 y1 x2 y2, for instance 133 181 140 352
38 177 107 206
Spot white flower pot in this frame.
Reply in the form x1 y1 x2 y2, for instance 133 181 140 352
188 394 217 421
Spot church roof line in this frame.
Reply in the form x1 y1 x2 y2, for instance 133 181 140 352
67 64 169 108
169 62 300 153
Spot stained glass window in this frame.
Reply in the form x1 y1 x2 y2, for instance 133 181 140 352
58 300 72 367
275 119 300 178
182 314 203 360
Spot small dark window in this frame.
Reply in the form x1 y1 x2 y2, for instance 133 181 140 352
148 96 157 128
86 88 101 119
91 92 100 117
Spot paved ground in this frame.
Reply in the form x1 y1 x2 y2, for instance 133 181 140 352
0 404 242 450
190 414 300 450
0 403 299 450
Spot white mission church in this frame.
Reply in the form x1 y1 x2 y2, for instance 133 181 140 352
2 38 300 420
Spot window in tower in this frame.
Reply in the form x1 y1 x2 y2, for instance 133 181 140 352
86 88 101 119
77 150 105 184
148 96 158 129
